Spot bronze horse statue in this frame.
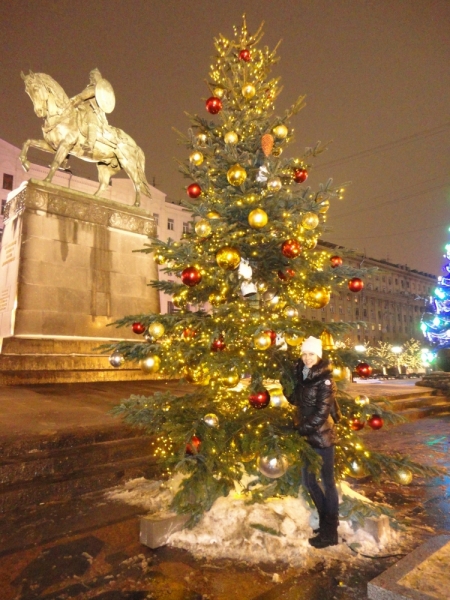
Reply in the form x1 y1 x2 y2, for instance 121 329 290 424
20 71 151 206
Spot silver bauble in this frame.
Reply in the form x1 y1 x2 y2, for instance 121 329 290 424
203 413 219 428
109 351 124 368
258 455 289 479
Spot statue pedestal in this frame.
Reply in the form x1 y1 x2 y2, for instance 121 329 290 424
0 179 161 384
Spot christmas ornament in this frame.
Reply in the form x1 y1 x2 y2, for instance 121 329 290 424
265 330 277 345
355 362 372 378
284 306 299 318
349 460 369 479
224 131 238 144
368 415 384 430
261 133 274 157
196 132 207 146
213 87 225 98
205 96 222 114
293 168 308 183
254 331 272 351
216 246 241 270
272 124 288 139
153 252 165 265
203 413 219 428
330 255 343 268
187 183 201 198
268 386 287 407
181 266 202 287
132 322 145 334
139 355 161 374
184 366 210 385
355 394 370 406
272 147 282 157
239 48 251 61
186 435 201 455
278 268 295 281
258 455 288 478
320 331 335 350
220 371 240 387
195 219 212 238
109 351 124 368
394 467 413 485
207 211 221 219
304 287 331 309
302 212 320 230
148 322 165 339
267 176 282 192
238 258 253 280
189 150 204 166
350 417 365 431
183 327 197 339
261 288 277 302
242 83 256 99
173 290 188 308
209 292 227 306
317 199 330 213
281 239 302 258
227 164 247 186
348 277 364 292
211 336 226 351
303 237 318 250
241 281 257 297
249 390 270 409
248 208 268 228
285 333 303 347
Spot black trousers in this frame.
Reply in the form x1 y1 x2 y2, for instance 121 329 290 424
302 445 339 516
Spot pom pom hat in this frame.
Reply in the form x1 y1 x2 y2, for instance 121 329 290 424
301 336 323 358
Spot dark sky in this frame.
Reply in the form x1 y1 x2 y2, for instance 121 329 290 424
1 0 449 276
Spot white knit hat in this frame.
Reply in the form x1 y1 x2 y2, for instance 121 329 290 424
300 336 323 358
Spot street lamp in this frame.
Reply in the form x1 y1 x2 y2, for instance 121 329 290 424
391 346 403 375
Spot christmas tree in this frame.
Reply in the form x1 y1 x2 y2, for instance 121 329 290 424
421 233 450 350
109 18 439 523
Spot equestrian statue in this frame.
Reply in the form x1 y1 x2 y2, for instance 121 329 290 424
20 69 152 207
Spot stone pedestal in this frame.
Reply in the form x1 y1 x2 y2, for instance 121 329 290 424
0 179 160 384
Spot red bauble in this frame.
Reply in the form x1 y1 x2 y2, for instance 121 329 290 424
239 48 251 62
281 239 302 259
187 183 202 198
330 256 343 268
293 168 308 183
249 390 270 409
132 322 145 334
350 417 365 431
186 435 202 455
183 328 197 339
211 336 226 352
348 277 364 292
368 415 384 430
264 330 277 345
355 362 373 378
181 266 202 287
205 97 223 114
278 268 295 281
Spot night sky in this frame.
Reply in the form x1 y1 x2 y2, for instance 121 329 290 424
1 0 449 276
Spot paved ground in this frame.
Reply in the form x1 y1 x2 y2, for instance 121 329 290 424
0 380 448 600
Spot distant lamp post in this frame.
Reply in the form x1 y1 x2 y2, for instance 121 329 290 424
391 346 403 375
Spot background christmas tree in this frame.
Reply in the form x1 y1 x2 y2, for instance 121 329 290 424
108 18 439 523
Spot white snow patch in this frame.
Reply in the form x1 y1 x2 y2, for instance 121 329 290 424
106 477 400 566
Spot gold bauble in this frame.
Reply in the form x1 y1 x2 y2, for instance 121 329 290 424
153 252 165 265
267 177 282 192
209 292 227 307
349 460 369 479
248 208 268 229
216 246 241 270
189 150 204 166
195 219 212 238
320 331 335 350
285 333 303 347
317 199 330 214
184 366 210 386
268 386 287 407
284 306 299 319
207 211 221 219
242 83 256 99
220 371 240 387
303 237 318 250
214 87 225 98
224 131 238 144
253 332 272 351
304 287 331 309
227 164 247 187
139 355 161 374
148 322 165 339
196 133 207 147
394 468 413 486
272 147 283 157
302 212 320 230
272 124 288 139
355 394 370 406
173 289 188 308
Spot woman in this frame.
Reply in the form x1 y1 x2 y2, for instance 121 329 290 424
288 336 341 548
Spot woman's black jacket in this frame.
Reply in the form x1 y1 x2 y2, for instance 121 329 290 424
287 359 341 449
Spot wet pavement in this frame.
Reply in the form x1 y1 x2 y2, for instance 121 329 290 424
0 381 449 599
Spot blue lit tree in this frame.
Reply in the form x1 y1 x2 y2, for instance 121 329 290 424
421 236 450 349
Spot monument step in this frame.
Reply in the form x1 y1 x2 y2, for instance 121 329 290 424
0 368 163 385
374 394 450 421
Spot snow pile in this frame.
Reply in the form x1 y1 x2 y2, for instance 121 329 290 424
107 477 400 566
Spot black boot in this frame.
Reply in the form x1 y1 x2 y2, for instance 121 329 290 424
312 510 326 534
309 514 339 548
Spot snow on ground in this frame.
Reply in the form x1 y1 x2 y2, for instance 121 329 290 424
107 476 400 566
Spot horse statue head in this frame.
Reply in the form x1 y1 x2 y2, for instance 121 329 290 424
21 71 69 119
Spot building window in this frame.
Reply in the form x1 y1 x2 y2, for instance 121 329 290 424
182 222 190 234
2 174 13 191
153 213 159 226
167 218 174 231
1 199 6 215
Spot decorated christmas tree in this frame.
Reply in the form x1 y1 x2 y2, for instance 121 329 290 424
108 18 438 523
